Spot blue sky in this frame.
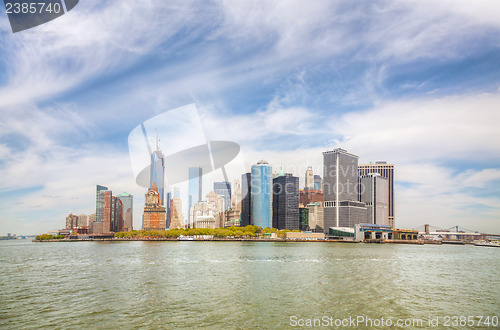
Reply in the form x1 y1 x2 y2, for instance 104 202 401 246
0 0 499 235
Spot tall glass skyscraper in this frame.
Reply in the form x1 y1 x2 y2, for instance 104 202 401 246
214 181 231 211
116 192 133 232
273 173 299 230
251 160 272 228
188 167 203 228
240 173 252 227
150 147 165 205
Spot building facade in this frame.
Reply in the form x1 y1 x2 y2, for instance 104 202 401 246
240 173 252 227
314 175 322 191
188 167 203 228
96 185 113 233
323 148 365 231
360 174 389 226
299 189 323 207
150 147 165 205
299 207 309 231
214 181 231 211
251 160 273 228
143 183 167 231
273 174 299 230
169 195 184 229
306 202 324 232
305 167 314 189
358 162 395 228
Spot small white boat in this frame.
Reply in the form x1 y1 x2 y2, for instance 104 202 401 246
178 235 195 241
474 241 500 248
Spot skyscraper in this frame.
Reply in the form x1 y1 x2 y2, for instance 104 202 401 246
150 141 165 205
143 182 166 231
323 148 366 230
240 173 252 227
273 173 299 230
111 197 123 232
251 160 272 228
214 181 231 211
169 194 184 229
116 193 133 232
305 167 314 190
96 185 112 233
358 162 395 228
360 173 389 226
314 175 322 191
188 167 203 228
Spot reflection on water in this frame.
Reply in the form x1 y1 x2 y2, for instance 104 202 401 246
0 241 498 328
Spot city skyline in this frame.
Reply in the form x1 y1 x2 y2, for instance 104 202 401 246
1 1 499 235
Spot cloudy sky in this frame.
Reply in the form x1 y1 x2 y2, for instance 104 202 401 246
0 0 499 235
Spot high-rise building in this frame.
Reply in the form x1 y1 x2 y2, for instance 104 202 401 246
111 197 123 232
173 187 180 198
206 191 226 227
251 160 273 228
96 185 113 233
314 175 322 191
150 142 165 205
77 214 88 227
273 173 299 230
299 208 309 231
360 173 389 226
188 167 203 228
66 214 78 230
191 194 221 229
306 202 324 232
143 182 166 231
358 162 395 228
323 148 366 231
214 181 231 211
240 173 252 227
232 179 241 211
169 195 184 229
305 167 314 189
116 193 133 232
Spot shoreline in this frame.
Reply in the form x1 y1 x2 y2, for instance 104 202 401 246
32 238 427 244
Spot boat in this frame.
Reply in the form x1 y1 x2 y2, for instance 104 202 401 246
178 235 195 241
474 241 500 248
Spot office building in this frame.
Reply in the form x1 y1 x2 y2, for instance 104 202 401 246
360 173 389 226
169 195 184 229
306 202 324 232
188 167 203 228
150 141 165 205
305 167 314 189
111 196 123 232
323 148 366 230
214 181 231 211
191 199 219 229
314 175 322 191
299 208 309 231
96 185 113 233
358 162 395 228
116 193 133 232
240 173 252 227
206 191 226 227
251 160 273 228
66 214 78 230
143 182 167 231
77 214 88 227
273 173 299 230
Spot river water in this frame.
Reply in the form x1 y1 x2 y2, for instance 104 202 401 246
0 240 498 329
